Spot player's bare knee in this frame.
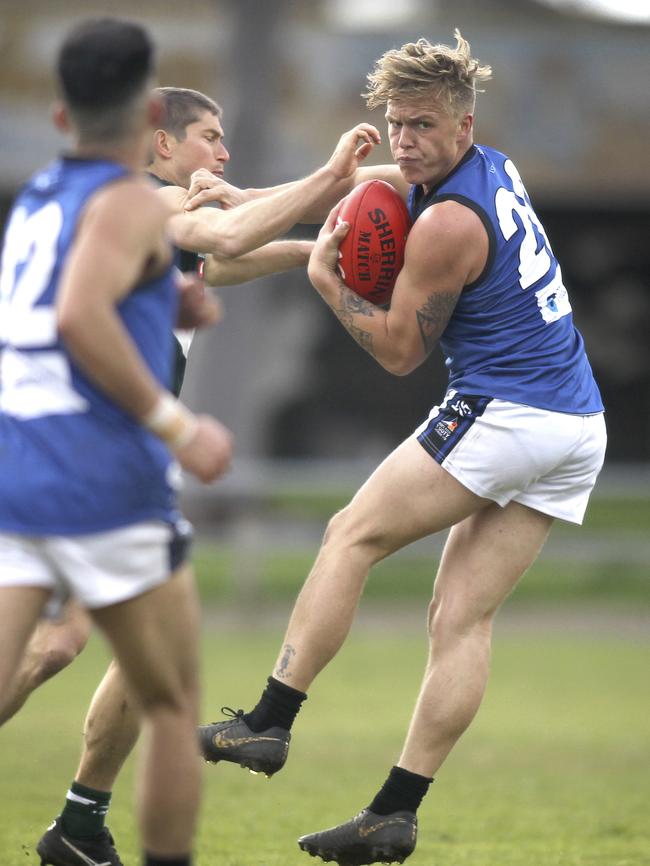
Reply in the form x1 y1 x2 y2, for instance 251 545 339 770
29 644 77 686
134 669 199 720
427 593 493 645
321 507 350 547
322 505 385 565
65 619 92 655
22 610 88 685
139 690 197 725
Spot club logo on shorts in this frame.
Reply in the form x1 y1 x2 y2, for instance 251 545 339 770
433 419 458 441
417 391 492 464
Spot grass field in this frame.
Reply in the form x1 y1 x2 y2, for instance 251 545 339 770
1 618 649 865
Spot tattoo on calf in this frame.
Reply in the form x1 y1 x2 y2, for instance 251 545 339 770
276 643 296 679
416 291 460 354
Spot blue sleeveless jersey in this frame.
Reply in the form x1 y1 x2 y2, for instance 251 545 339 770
0 157 180 534
408 145 603 414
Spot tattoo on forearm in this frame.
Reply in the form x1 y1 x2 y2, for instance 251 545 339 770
333 286 376 357
416 292 460 355
341 291 376 318
275 643 296 679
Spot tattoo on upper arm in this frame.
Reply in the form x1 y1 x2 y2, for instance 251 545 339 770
416 292 460 355
333 286 377 358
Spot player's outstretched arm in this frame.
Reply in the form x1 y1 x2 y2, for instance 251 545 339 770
183 159 409 223
57 179 231 483
203 240 314 286
164 123 394 254
308 200 488 375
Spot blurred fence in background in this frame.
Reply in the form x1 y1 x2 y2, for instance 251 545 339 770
179 458 650 610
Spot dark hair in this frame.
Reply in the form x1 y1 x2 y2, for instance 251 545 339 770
57 17 155 111
155 87 222 140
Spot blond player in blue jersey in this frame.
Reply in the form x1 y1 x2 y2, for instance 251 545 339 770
196 31 607 866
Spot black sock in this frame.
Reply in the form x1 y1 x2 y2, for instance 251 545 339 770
243 676 307 732
367 766 433 815
60 781 111 840
144 855 191 866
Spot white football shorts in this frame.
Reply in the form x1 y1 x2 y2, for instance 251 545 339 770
0 520 191 610
414 392 606 524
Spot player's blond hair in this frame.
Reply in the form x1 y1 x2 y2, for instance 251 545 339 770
364 30 492 117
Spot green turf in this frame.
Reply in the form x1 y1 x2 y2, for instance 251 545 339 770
1 625 648 865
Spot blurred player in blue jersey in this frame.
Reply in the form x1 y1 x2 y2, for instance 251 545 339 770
0 17 233 866
20 85 317 866
197 31 607 865
0 40 387 863
0 83 318 729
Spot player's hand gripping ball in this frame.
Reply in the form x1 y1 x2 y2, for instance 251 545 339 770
337 180 411 306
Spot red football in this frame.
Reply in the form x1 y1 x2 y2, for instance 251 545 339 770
337 179 411 306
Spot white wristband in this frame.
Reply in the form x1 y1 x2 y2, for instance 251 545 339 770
142 393 198 451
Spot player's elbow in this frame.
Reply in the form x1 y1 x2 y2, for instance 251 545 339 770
202 258 238 287
56 303 85 343
211 235 243 259
205 225 250 259
383 360 420 377
57 301 102 361
379 339 423 376
182 218 240 259
381 351 421 377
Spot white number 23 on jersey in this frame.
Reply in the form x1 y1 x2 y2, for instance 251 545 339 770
495 160 572 325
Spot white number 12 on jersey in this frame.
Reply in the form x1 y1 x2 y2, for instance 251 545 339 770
0 202 88 418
